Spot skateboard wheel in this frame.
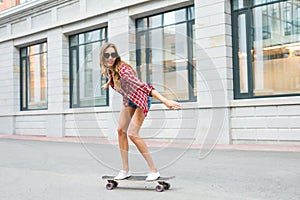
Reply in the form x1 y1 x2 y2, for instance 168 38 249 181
163 183 171 190
108 180 118 188
106 183 114 190
113 181 118 188
155 185 164 192
158 181 170 190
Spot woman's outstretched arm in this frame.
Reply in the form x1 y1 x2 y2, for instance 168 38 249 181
150 89 182 110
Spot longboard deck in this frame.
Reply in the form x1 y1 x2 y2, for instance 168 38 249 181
102 175 175 182
102 175 175 192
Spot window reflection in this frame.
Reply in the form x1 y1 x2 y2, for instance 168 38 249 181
238 14 248 93
69 28 108 108
20 42 47 110
163 8 186 26
136 6 196 102
252 1 300 96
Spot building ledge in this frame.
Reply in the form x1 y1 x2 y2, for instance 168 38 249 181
231 96 300 107
0 0 72 24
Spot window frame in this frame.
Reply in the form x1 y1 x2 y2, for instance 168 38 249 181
232 0 300 99
135 6 196 103
20 41 48 111
69 27 109 108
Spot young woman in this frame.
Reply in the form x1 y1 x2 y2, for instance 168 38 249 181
100 43 181 181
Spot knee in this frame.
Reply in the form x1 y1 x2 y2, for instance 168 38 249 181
128 133 139 142
117 128 127 137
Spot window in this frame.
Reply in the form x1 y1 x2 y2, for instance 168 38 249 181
69 28 108 108
20 42 48 110
232 0 300 98
136 6 196 102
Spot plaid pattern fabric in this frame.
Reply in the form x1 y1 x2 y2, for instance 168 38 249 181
111 63 154 116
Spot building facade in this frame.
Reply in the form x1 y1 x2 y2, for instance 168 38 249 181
0 0 299 145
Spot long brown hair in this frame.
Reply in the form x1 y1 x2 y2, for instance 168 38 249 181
100 42 136 91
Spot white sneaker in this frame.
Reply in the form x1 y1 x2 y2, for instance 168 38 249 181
114 170 131 180
146 171 160 181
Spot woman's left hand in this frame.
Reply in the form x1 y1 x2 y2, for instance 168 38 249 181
150 89 181 110
164 100 182 110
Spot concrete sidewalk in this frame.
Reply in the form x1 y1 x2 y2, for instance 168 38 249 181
0 136 299 200
1 134 300 152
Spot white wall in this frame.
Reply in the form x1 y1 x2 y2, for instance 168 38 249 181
0 41 15 134
231 98 300 144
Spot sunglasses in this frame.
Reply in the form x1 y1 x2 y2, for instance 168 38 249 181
103 52 117 59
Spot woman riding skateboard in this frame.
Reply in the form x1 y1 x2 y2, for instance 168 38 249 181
100 43 181 181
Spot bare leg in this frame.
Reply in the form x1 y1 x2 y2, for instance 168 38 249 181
128 108 157 172
117 106 136 172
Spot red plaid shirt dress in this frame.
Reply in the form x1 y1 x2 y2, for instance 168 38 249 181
110 63 154 116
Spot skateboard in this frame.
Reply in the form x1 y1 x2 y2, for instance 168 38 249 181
102 175 175 192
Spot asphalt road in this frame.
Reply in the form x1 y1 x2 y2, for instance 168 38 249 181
0 138 299 200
